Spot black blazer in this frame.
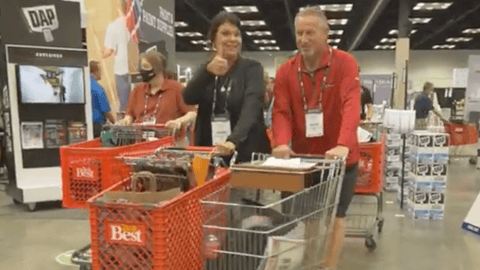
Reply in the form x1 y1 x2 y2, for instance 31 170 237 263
183 57 271 162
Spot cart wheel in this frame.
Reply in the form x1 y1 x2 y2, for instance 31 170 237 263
13 198 22 205
469 157 477 165
365 237 376 252
27 203 37 212
378 220 384 233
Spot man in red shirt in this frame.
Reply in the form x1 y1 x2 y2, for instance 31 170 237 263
272 6 360 269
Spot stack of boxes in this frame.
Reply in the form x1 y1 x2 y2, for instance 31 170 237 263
407 131 449 220
385 133 403 192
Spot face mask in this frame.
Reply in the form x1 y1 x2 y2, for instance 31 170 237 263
140 69 155 82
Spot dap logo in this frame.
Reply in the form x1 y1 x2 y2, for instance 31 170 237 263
22 5 59 43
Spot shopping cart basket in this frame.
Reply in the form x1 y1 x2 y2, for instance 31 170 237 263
346 135 385 252
201 154 346 270
444 121 479 164
87 162 231 270
60 136 174 209
100 124 173 147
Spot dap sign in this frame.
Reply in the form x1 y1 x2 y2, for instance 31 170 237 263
22 5 59 43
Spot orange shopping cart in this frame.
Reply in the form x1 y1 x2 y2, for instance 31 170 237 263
346 135 385 252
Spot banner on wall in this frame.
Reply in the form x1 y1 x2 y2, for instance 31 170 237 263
0 0 82 48
86 0 175 111
360 74 394 106
465 55 480 122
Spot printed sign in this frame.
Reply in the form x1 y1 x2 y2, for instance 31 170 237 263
71 164 99 181
106 223 147 246
22 5 59 42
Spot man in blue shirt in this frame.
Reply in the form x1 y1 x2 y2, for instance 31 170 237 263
414 82 447 129
90 61 115 137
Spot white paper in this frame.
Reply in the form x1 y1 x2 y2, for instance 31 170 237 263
357 127 372 143
262 157 316 169
21 122 44 149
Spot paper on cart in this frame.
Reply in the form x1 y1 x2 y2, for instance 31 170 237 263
262 157 316 169
357 127 372 143
257 222 306 270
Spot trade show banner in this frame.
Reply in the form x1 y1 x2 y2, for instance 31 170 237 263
0 0 82 48
360 74 394 106
85 0 175 112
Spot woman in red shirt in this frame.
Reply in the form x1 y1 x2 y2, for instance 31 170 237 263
120 50 196 145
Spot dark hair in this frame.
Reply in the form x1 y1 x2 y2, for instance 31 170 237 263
208 11 241 45
89 61 100 74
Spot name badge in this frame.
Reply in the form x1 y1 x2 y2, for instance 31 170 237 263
211 114 231 145
305 109 324 138
143 117 156 125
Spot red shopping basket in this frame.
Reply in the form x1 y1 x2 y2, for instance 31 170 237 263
355 135 385 194
60 136 174 209
88 168 231 270
444 122 478 146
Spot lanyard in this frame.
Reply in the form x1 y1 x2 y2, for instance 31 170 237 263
212 76 232 116
143 88 163 120
297 47 333 112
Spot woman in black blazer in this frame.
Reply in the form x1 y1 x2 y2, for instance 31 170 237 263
183 11 271 162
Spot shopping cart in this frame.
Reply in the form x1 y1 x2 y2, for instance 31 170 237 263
60 125 175 209
359 121 383 141
201 154 346 270
346 135 385 252
73 147 232 270
101 124 172 147
444 121 479 164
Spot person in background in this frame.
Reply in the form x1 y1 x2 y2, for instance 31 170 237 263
271 6 360 269
120 50 196 146
414 81 448 129
361 85 373 121
264 75 275 127
183 11 271 162
90 61 116 137
103 0 131 112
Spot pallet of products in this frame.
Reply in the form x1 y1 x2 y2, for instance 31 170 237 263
407 131 449 220
384 132 408 192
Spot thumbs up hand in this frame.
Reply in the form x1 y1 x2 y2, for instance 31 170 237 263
206 45 229 76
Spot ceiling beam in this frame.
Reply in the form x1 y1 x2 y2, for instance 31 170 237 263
412 2 480 49
282 0 296 41
346 0 392 51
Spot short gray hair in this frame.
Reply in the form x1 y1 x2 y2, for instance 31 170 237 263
295 6 329 29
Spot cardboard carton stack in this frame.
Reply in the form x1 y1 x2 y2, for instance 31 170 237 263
385 133 408 192
407 131 449 220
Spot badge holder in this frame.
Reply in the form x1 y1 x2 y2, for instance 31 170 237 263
211 113 232 146
305 108 324 138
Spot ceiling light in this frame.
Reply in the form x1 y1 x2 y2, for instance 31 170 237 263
241 20 266 26
328 19 348 25
203 47 211 51
413 2 452 10
174 21 188 27
246 31 272 36
463 28 480 34
332 45 338 49
329 30 344 35
389 29 417 35
374 45 396 50
381 38 397 43
176 32 203 37
191 40 210 45
319 4 353 12
328 38 341 44
432 44 455 49
224 6 259 13
446 37 473 42
259 46 280 51
409 18 432 24
253 39 277 44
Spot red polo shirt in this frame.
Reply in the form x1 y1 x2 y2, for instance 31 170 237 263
126 79 195 137
272 48 360 167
